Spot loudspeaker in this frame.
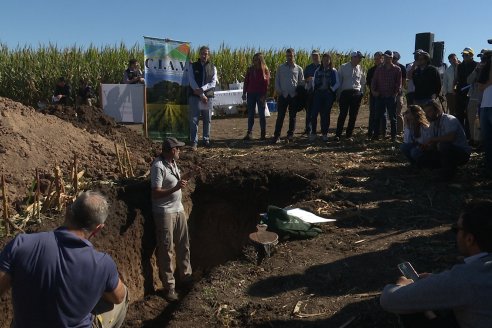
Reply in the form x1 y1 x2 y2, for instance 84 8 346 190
432 41 445 67
415 32 434 58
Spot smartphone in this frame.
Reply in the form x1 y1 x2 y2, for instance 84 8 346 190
398 262 420 281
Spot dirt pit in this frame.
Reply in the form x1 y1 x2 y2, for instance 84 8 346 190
1 97 492 327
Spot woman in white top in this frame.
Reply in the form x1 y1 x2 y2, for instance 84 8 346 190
400 105 430 164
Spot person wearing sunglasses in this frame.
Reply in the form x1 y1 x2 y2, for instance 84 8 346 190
381 199 492 328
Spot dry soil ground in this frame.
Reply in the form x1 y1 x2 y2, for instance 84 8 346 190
1 99 491 327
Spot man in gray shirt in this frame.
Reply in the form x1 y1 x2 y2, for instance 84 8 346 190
272 48 304 143
151 137 193 302
380 199 492 328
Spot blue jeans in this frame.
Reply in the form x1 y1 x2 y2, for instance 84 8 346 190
400 143 424 164
416 142 470 170
368 94 387 137
311 90 334 135
480 107 492 170
188 96 212 145
274 95 297 138
247 93 266 133
375 96 397 138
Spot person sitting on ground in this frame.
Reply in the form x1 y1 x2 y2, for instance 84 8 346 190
123 59 145 84
77 78 95 106
400 105 431 165
242 52 270 141
52 77 71 105
416 99 471 178
380 199 492 328
0 191 128 328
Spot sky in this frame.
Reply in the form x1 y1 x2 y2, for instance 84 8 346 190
1 0 491 67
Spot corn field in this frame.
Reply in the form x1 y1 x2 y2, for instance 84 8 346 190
0 42 372 106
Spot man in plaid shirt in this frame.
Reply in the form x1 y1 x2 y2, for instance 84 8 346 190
371 50 402 141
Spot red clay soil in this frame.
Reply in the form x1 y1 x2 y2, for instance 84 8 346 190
1 97 491 327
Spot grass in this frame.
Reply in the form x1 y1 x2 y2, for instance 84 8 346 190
0 43 373 106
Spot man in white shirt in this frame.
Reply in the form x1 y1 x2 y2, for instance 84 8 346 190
335 51 365 141
442 54 459 115
381 199 492 328
478 50 492 172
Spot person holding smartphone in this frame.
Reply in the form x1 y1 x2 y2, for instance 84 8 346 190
380 199 492 328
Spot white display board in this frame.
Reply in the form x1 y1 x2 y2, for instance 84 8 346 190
101 84 145 123
214 90 244 106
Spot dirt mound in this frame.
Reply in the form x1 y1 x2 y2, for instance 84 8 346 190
0 97 156 209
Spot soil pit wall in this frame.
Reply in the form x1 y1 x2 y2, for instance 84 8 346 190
0 169 314 326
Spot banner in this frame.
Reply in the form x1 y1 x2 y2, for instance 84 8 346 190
144 37 191 141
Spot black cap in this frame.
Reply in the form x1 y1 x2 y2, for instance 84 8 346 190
162 137 185 151
383 50 393 57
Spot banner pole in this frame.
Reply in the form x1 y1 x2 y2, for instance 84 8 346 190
144 85 148 138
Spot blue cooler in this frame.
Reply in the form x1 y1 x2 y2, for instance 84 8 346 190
267 101 277 112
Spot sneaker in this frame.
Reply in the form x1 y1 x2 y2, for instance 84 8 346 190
191 143 198 151
322 134 328 142
204 140 211 148
346 137 354 142
163 288 179 302
243 133 252 141
287 135 294 142
309 134 316 142
334 136 341 142
271 137 280 144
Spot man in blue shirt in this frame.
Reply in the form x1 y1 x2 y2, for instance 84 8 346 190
0 191 128 328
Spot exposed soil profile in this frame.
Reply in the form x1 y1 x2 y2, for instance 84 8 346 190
1 97 491 327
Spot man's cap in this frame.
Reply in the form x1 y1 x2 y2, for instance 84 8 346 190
311 50 320 55
383 50 393 57
477 49 491 57
350 51 365 58
374 51 383 57
393 51 401 60
462 47 474 55
162 137 185 151
413 49 424 55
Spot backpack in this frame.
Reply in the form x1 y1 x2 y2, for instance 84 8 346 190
264 205 322 239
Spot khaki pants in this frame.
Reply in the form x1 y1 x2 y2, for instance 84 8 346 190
467 98 481 142
396 93 405 134
92 287 129 328
446 93 456 115
153 211 192 290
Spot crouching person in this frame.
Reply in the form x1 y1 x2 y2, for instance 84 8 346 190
380 199 492 328
0 191 128 328
400 105 431 165
417 99 470 178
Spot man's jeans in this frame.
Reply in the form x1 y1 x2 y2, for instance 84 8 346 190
480 107 492 170
188 96 212 145
274 95 298 138
246 93 266 134
336 89 363 138
374 96 397 139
